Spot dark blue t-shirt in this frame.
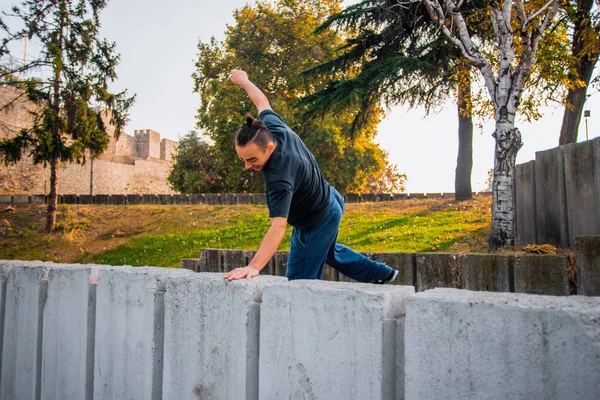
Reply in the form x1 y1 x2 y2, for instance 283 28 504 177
259 109 331 231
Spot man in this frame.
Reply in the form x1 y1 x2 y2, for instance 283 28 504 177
224 69 398 284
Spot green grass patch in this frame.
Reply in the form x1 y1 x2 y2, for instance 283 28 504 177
1 197 492 268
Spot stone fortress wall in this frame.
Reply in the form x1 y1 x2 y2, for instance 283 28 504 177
0 85 178 194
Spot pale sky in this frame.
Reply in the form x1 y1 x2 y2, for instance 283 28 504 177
2 0 599 193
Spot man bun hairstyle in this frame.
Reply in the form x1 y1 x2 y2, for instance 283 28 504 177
235 113 274 150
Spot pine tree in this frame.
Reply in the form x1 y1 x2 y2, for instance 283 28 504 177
0 0 134 232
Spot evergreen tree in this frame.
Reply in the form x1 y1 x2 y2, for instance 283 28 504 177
0 0 134 232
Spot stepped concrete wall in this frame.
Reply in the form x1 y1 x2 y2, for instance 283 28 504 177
0 260 598 400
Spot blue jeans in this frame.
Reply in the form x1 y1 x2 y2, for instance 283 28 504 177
286 188 393 283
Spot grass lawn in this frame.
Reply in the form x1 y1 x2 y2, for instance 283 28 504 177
0 196 493 268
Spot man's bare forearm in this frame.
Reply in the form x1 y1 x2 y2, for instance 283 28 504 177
248 220 286 271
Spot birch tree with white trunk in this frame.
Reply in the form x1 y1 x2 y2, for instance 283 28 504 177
421 0 562 250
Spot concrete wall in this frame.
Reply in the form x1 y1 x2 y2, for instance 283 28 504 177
516 137 600 248
405 288 600 400
185 249 575 296
0 260 598 399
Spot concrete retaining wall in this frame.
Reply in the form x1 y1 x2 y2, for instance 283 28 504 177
405 288 600 400
185 249 575 296
516 137 600 248
1 260 598 400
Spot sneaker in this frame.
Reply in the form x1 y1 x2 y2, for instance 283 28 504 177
375 269 399 284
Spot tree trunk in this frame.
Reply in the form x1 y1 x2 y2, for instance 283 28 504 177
45 155 58 233
559 0 599 145
488 121 523 250
455 65 473 200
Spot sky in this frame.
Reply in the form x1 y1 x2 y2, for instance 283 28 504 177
2 0 599 193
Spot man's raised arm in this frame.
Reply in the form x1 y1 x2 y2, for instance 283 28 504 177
231 69 271 113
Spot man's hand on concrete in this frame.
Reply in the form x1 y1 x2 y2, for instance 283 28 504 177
224 265 259 281
231 69 249 86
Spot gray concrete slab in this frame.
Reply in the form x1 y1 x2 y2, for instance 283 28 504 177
30 195 45 204
12 194 30 204
564 139 600 248
535 147 569 248
93 267 194 400
576 235 600 296
205 193 220 205
40 266 94 400
251 193 266 204
514 254 569 295
95 194 110 205
415 252 460 291
461 254 513 292
1 263 48 400
259 280 415 400
237 193 252 205
163 273 286 400
0 194 11 203
405 288 600 400
515 160 537 244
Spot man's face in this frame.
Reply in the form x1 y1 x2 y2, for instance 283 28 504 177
235 142 275 172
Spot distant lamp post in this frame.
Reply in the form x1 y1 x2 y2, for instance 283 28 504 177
584 109 591 141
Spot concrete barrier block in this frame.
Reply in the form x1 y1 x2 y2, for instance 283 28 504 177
111 194 126 205
251 193 266 204
425 193 442 199
180 258 202 272
172 194 189 204
163 274 286 400
535 147 568 248
576 236 600 296
205 193 220 205
141 194 158 204
272 251 288 277
514 254 569 295
188 194 205 204
126 194 142 205
415 253 460 292
461 254 513 292
393 193 408 200
365 252 415 286
13 194 30 204
221 193 236 205
79 195 93 204
360 193 374 203
259 281 415 400
94 194 110 205
94 267 194 400
222 249 245 272
62 194 78 204
237 193 252 204
159 194 173 205
41 266 94 400
31 194 45 204
0 194 11 203
515 160 537 245
199 249 221 272
408 193 425 199
321 264 337 281
1 264 48 400
564 139 600 248
405 288 600 400
345 193 360 203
